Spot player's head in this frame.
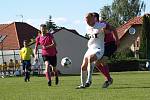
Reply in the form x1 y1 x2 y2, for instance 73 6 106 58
40 24 47 35
10 59 13 62
23 40 28 47
85 12 95 27
92 12 99 22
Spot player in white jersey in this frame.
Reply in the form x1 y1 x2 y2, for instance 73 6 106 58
76 13 106 89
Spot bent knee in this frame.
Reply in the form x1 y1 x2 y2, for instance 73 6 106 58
81 65 87 71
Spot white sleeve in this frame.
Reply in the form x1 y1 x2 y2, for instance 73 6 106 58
86 25 91 35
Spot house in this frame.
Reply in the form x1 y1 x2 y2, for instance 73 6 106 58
116 16 143 58
0 22 39 64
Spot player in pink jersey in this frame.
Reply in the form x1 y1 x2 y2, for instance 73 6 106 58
34 24 59 86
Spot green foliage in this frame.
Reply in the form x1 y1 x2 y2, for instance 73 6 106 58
140 14 150 59
45 15 59 31
110 48 134 61
100 0 145 27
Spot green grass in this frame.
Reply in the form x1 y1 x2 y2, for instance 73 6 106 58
0 71 150 100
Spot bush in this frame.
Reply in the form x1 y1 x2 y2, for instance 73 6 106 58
108 59 147 72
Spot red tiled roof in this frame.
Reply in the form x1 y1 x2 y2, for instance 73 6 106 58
0 24 9 30
0 22 39 50
116 16 143 39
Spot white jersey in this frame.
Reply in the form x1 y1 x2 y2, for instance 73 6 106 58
84 22 106 59
87 22 106 49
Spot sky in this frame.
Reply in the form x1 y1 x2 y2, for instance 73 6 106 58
0 0 150 36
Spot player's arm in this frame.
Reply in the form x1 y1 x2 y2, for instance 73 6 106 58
19 50 23 63
109 25 120 46
30 48 34 58
34 37 40 55
97 23 107 34
34 37 40 60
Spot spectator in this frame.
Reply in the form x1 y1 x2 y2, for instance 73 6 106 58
8 59 15 75
32 59 42 76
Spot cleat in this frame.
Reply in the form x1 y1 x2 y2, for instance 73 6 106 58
24 79 27 82
48 80 51 86
55 77 59 85
85 81 92 87
102 78 113 88
76 85 85 89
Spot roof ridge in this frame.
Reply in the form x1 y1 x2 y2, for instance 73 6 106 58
0 22 14 32
116 16 142 30
13 22 21 49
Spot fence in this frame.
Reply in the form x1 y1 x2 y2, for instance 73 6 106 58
0 49 45 75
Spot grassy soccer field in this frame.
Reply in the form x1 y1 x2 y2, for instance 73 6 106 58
0 71 150 100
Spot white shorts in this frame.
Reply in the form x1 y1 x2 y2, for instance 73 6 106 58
84 48 104 60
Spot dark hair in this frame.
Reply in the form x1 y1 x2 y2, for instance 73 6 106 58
92 12 99 21
40 24 46 28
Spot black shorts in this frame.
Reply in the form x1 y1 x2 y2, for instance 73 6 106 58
42 55 57 67
104 41 117 57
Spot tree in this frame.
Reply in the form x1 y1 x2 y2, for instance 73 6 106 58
100 0 145 27
139 14 150 59
45 15 59 31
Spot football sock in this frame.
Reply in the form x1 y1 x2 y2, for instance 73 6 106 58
81 70 87 86
97 65 111 81
45 72 51 81
86 63 94 83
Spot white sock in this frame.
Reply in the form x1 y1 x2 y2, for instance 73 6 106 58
86 63 95 83
81 70 87 86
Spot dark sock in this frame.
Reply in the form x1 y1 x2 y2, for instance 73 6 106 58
96 65 111 81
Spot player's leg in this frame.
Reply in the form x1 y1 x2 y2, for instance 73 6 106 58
85 62 95 87
76 57 88 89
85 52 98 87
50 55 59 85
22 61 27 82
96 57 111 80
45 61 52 86
96 59 113 88
98 41 117 88
48 55 59 85
26 61 31 82
42 56 52 86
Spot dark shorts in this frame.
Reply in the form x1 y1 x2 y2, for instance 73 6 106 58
104 41 117 57
42 55 57 67
22 60 31 71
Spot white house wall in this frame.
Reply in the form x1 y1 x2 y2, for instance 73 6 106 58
54 29 88 74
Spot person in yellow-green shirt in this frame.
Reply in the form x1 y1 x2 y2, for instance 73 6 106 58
20 40 34 82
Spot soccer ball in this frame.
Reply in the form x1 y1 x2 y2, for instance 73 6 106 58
61 57 72 67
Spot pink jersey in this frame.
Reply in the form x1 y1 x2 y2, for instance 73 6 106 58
35 33 57 56
104 32 116 43
100 21 116 43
